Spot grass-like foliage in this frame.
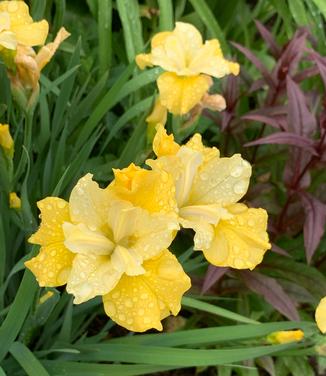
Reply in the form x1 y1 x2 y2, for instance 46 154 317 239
0 0 325 375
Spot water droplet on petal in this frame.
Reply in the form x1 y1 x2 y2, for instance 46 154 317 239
233 181 247 195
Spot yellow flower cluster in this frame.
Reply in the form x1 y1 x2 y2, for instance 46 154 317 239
26 123 271 332
0 1 69 108
136 22 239 116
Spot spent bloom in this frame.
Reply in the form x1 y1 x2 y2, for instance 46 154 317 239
0 1 69 109
146 124 271 270
136 22 239 115
316 296 326 334
26 174 190 332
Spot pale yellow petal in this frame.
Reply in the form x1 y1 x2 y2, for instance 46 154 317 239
103 249 191 332
189 39 240 78
67 254 122 304
148 146 203 207
62 222 115 255
69 173 111 230
0 30 16 50
29 197 70 246
131 211 179 260
189 154 252 206
157 72 211 115
35 27 70 70
135 53 153 70
146 98 168 127
151 31 173 48
109 164 177 214
0 12 10 32
185 133 220 163
11 20 49 47
202 205 271 269
111 245 145 276
25 243 74 287
152 123 179 157
316 296 326 334
180 218 215 251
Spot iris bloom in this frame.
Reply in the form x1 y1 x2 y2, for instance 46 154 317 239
0 123 13 157
9 192 21 209
0 1 48 52
136 22 239 115
146 125 271 270
26 174 190 332
316 297 326 334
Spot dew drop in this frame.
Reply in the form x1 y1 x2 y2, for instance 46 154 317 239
230 165 243 178
233 181 246 195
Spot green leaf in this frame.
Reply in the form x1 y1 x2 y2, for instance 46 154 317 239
98 0 113 76
0 270 38 362
9 342 50 376
188 0 229 54
311 0 326 18
182 296 259 324
158 0 174 31
116 0 144 62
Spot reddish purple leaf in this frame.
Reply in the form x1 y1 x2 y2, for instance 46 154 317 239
201 265 228 294
240 271 300 321
231 42 277 88
245 132 318 155
255 20 281 58
271 243 291 258
242 114 282 130
300 192 326 263
273 28 308 82
286 76 316 136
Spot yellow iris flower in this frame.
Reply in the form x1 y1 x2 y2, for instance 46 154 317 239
0 1 48 51
0 123 13 157
136 22 239 115
146 125 271 270
316 296 326 334
26 174 190 332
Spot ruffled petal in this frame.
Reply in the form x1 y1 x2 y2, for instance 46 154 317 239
202 205 271 269
103 249 191 332
152 123 179 157
157 72 211 115
25 243 74 287
315 296 326 334
189 154 252 206
109 164 178 214
29 197 70 246
186 133 220 163
11 20 49 47
69 173 111 230
67 254 122 304
189 39 240 77
148 146 203 207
